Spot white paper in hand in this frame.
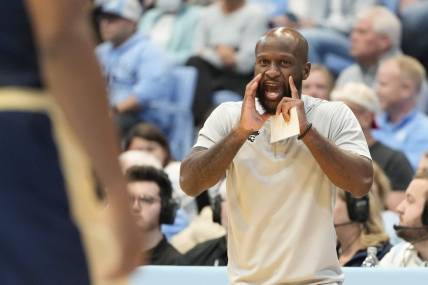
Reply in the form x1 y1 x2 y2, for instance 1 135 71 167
270 107 300 143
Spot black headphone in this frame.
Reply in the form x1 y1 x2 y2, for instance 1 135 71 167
158 170 178 225
122 130 134 151
346 192 369 223
422 199 428 226
127 165 178 225
160 196 178 225
212 195 222 225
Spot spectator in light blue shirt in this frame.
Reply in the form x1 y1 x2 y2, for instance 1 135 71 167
96 0 174 136
373 55 428 170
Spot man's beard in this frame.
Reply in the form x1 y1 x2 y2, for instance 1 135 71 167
256 77 302 115
394 225 428 244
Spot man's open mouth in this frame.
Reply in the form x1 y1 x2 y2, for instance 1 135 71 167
264 82 282 101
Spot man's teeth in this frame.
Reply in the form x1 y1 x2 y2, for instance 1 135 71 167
265 83 280 92
266 91 279 100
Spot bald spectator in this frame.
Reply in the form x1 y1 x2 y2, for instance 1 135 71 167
373 55 428 170
302 64 334 101
336 6 401 88
331 83 413 191
336 4 428 115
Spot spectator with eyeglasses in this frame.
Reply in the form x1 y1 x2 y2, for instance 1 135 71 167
126 166 183 265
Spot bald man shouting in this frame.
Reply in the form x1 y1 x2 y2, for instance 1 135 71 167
180 28 373 285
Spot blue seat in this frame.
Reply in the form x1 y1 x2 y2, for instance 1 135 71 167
150 66 197 160
161 208 189 240
212 90 242 106
378 0 399 13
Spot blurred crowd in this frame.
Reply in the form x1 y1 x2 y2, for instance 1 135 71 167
91 0 428 268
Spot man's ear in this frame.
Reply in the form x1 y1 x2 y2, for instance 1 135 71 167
379 35 392 53
302 62 311 80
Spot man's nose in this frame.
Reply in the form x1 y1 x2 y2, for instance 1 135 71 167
395 200 405 214
350 31 359 43
265 64 281 79
130 199 140 211
100 19 110 26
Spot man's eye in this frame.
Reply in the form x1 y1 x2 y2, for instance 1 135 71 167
280 60 291 66
140 197 155 204
259 59 269 65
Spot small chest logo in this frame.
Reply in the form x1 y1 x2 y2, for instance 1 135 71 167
247 131 260 142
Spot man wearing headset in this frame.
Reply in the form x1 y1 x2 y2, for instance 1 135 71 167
379 170 428 267
126 166 182 265
333 188 392 266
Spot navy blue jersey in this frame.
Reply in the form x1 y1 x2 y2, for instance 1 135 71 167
0 111 90 285
0 1 42 88
0 2 90 279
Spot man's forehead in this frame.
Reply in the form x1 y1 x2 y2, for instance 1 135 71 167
257 33 300 53
381 60 399 70
378 62 400 79
129 181 160 194
355 16 373 28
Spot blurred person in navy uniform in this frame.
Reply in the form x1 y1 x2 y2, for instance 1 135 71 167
0 0 142 284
